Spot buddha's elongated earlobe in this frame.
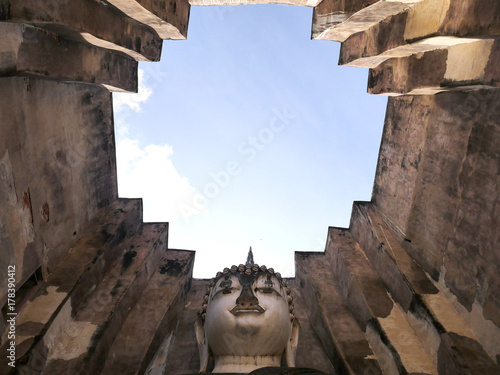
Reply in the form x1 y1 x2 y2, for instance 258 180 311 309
195 315 210 372
285 317 300 367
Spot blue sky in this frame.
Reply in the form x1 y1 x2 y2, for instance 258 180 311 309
113 4 387 278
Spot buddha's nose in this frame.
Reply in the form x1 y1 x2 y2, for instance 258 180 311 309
236 284 259 307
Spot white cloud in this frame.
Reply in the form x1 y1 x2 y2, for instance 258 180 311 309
116 138 203 222
113 69 153 113
113 68 203 223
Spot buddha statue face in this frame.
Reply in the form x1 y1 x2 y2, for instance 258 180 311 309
195 262 299 373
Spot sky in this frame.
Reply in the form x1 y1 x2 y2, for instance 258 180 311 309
113 4 387 278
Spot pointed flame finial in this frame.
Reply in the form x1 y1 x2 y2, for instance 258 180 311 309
246 246 254 267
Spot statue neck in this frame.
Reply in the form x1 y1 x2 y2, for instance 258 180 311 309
213 355 282 373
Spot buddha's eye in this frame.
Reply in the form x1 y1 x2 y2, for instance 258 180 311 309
264 280 274 288
222 288 233 294
256 287 273 294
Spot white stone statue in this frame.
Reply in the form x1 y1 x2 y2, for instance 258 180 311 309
195 249 300 373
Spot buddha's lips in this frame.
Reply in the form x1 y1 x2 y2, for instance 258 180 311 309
230 305 265 315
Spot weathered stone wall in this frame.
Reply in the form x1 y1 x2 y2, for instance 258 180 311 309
0 77 117 305
369 89 500 368
373 89 500 325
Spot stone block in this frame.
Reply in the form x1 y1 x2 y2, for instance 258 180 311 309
0 23 138 92
295 252 382 375
3 0 163 61
101 249 195 375
2 199 144 372
312 0 378 39
21 222 169 374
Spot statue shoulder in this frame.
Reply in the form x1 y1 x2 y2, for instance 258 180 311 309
185 368 329 374
249 367 329 374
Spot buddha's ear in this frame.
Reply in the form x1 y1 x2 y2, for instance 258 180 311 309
285 317 300 367
195 316 210 372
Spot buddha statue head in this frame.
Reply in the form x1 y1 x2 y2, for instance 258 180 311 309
195 249 300 373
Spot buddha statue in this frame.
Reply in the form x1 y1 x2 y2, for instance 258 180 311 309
194 249 327 374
